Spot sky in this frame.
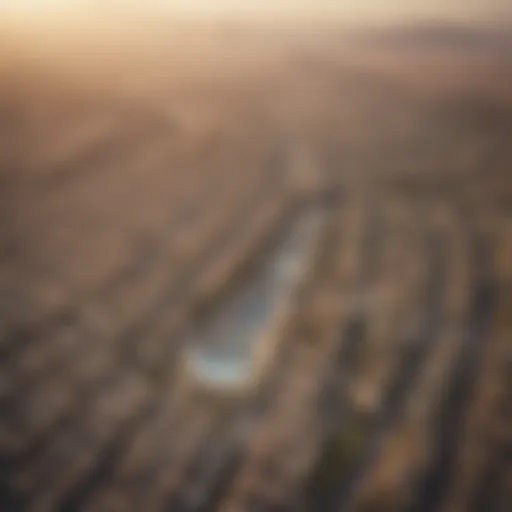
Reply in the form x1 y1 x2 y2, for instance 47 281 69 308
170 0 510 21
0 0 510 24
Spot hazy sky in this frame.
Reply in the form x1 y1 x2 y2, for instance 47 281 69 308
0 0 510 23
170 0 510 20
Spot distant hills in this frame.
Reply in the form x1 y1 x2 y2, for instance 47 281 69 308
358 21 512 54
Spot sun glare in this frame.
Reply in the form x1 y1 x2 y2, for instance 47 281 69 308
0 0 85 21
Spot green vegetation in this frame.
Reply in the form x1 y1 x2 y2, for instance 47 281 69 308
307 414 369 504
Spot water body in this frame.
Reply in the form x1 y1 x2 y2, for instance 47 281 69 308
183 207 323 391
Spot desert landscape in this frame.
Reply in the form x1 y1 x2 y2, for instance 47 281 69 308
0 11 511 512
